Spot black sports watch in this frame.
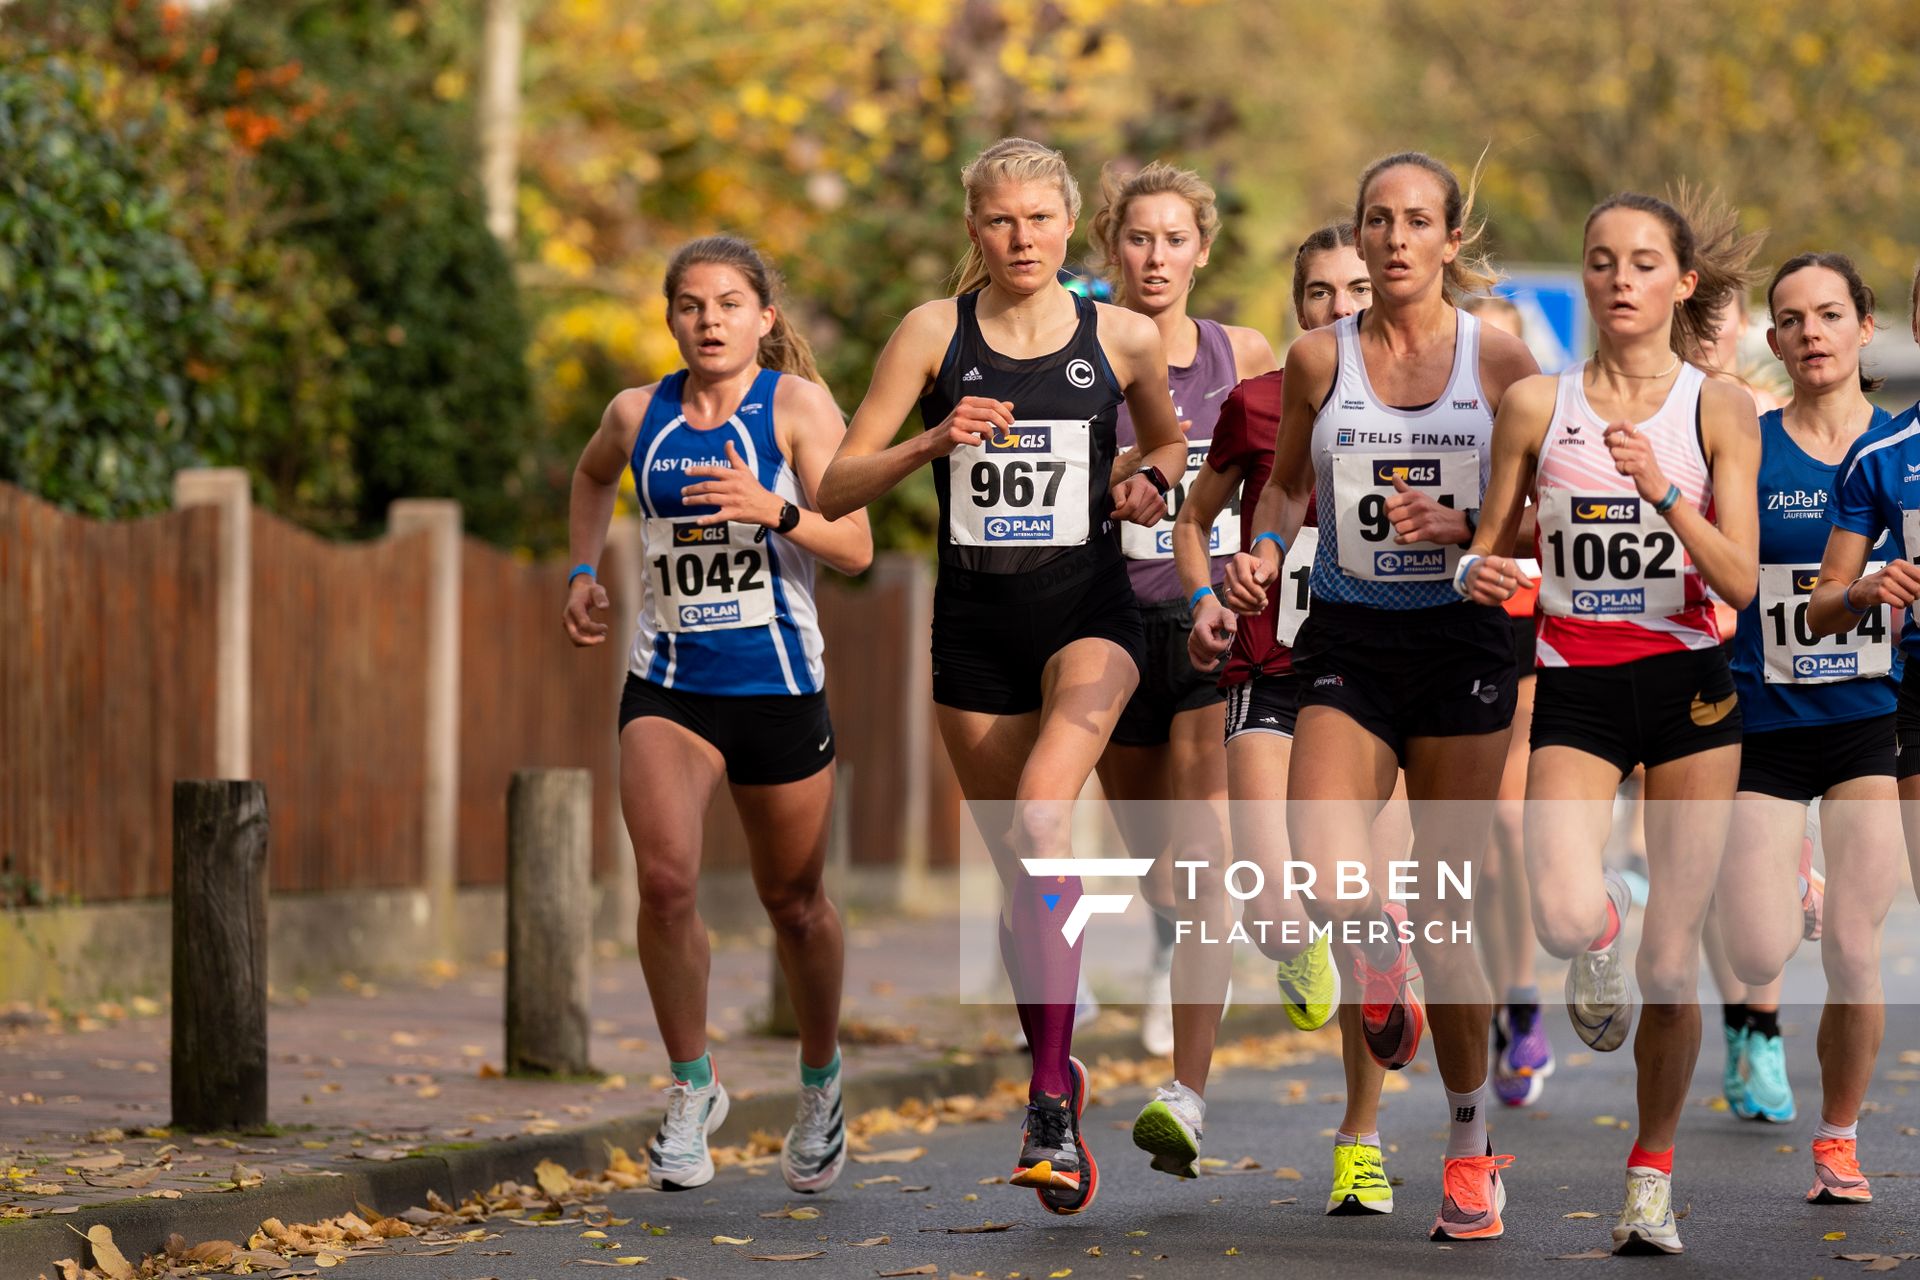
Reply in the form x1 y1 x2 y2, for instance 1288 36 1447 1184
775 500 801 534
1141 465 1172 497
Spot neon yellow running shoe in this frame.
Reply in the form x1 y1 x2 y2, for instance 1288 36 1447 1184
1327 1140 1393 1215
1275 931 1339 1031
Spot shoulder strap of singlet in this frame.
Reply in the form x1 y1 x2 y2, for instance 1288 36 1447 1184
1082 294 1123 397
1448 308 1484 403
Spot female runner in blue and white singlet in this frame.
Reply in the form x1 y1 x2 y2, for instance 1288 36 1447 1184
565 236 872 1199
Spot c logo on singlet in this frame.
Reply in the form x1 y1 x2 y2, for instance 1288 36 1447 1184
673 522 730 545
1065 358 1096 389
1572 499 1641 523
1371 459 1440 486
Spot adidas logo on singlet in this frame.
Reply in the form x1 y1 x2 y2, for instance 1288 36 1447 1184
962 366 984 382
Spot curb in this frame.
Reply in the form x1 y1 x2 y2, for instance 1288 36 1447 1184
2 1009 1299 1275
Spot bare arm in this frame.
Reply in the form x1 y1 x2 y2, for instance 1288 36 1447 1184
1661 378 1761 608
1221 331 1332 615
1458 375 1553 603
772 376 875 575
564 388 650 645
816 300 1012 521
1225 324 1279 379
1808 528 1920 638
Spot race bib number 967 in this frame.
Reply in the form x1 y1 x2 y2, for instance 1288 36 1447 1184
947 419 1092 547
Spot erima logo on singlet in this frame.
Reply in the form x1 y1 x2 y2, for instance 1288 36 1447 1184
1572 498 1641 523
1371 459 1441 486
673 522 730 545
1066 358 1096 389
1791 571 1821 595
988 427 1053 452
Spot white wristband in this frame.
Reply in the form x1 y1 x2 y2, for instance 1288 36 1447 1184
1452 554 1483 599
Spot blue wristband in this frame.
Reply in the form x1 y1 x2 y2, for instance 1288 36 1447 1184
1189 585 1216 612
1251 531 1287 556
1843 578 1870 615
568 562 597 584
1652 484 1682 515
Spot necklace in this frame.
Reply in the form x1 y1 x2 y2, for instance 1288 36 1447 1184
1592 351 1681 381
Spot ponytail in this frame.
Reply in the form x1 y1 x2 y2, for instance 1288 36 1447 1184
663 235 823 384
1583 185 1765 363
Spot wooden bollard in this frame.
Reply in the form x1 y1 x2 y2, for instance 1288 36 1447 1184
171 780 270 1131
507 768 594 1076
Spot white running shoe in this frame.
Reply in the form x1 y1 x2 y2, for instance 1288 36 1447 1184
1130 1080 1205 1179
781 1062 846 1193
646 1075 730 1191
1140 968 1175 1058
1566 869 1635 1052
1611 1166 1683 1255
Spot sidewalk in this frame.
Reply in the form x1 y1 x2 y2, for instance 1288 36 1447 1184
0 913 1307 1272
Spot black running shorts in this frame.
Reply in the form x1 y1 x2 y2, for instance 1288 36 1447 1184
1531 646 1742 777
1222 672 1302 743
1738 714 1896 803
619 674 834 786
1110 598 1226 747
932 550 1147 716
1288 599 1517 765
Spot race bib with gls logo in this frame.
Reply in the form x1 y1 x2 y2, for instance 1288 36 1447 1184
645 518 776 632
1535 489 1685 620
947 419 1092 547
1330 450 1480 581
1758 562 1892 684
1120 442 1241 560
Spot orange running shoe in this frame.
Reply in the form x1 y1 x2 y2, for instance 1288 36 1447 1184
1352 902 1425 1070
1807 1136 1872 1204
1429 1148 1514 1241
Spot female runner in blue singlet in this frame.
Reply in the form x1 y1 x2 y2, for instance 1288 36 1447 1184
566 236 872 1197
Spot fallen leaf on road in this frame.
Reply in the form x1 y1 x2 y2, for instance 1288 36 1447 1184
1549 1248 1611 1260
1049 1270 1073 1278
850 1236 890 1247
1866 1260 1901 1273
147 1189 182 1200
536 1160 574 1200
83 1225 134 1280
568 1261 648 1268
855 1176 900 1188
82 1165 159 1189
760 1205 822 1220
854 1148 926 1165
68 1153 125 1172
581 1230 608 1238
712 1234 754 1245
1270 1198 1298 1205
877 1267 937 1277
1271 1167 1303 1181
919 1221 1017 1234
1563 1211 1598 1219
1827 1231 1849 1241
748 1252 826 1261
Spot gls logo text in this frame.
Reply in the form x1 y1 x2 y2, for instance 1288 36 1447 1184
1020 857 1154 945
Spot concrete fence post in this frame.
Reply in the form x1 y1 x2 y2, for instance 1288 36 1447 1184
388 500 462 960
172 470 252 780
507 768 594 1076
171 780 269 1131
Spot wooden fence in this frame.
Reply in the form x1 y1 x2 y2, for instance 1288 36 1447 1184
1 478 958 905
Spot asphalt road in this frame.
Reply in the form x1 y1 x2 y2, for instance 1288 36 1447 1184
317 1003 1920 1280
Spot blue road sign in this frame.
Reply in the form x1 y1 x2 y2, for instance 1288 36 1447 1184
1495 267 1587 374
